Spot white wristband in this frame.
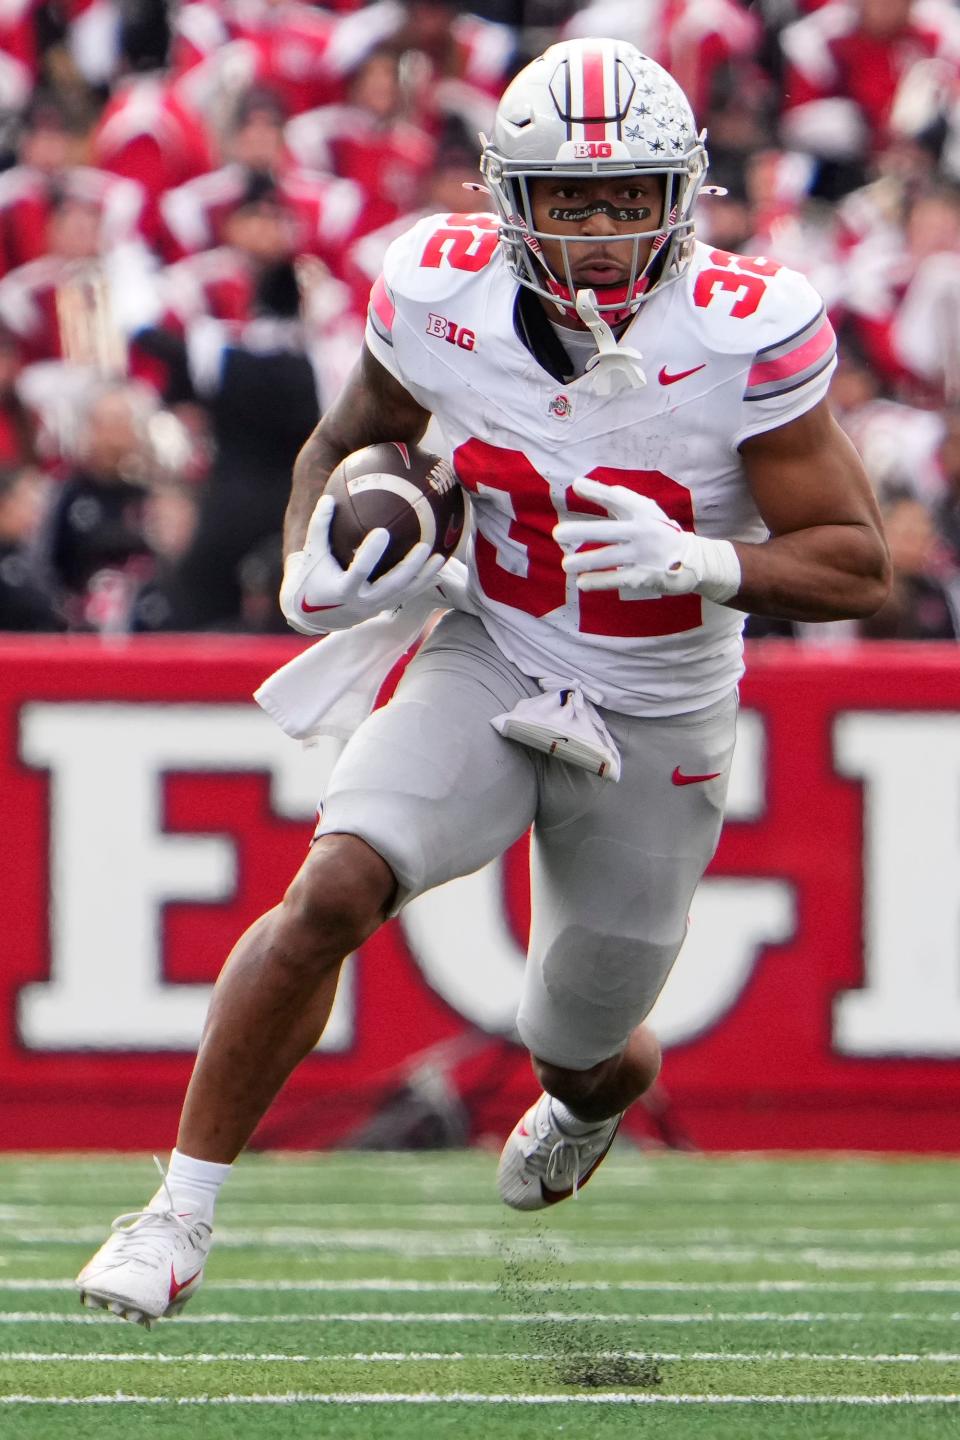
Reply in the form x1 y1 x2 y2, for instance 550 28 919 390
665 535 741 603
694 537 741 603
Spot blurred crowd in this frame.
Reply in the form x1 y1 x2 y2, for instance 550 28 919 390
1 0 960 639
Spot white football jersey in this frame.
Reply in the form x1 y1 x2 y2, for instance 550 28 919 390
365 213 836 716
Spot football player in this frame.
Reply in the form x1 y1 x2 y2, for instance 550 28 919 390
77 38 889 1325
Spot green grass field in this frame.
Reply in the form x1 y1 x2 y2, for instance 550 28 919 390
2 1148 960 1439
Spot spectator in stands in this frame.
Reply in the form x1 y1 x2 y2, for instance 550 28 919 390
158 170 306 331
393 0 516 133
933 408 960 564
156 87 289 263
44 382 157 628
159 90 367 274
0 95 76 274
564 0 762 122
0 3 35 118
284 46 437 236
0 189 102 364
779 0 960 194
838 181 960 398
0 171 157 388
234 534 289 633
135 258 320 629
92 32 216 247
891 182 960 398
859 488 960 639
340 118 491 321
0 324 36 467
0 464 65 631
129 477 201 632
224 86 288 174
830 324 946 503
169 0 405 115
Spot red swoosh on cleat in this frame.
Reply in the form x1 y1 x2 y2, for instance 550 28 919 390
169 1264 203 1303
672 767 721 786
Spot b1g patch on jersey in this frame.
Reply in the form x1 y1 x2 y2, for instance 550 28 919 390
426 312 477 352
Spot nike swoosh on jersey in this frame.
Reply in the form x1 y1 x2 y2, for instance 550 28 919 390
658 364 706 386
671 766 722 786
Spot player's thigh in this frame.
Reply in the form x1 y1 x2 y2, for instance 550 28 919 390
517 692 738 1069
316 611 541 908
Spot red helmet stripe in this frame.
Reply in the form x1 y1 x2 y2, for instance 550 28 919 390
581 48 607 140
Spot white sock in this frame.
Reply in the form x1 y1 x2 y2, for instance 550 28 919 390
158 1148 232 1222
550 1099 615 1136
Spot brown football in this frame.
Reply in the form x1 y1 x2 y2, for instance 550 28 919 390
325 442 465 581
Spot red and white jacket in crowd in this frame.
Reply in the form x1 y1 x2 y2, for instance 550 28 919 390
157 162 368 271
284 105 436 235
170 0 405 113
159 246 262 331
0 165 145 275
0 0 39 112
0 239 157 366
92 73 216 245
780 0 960 159
563 0 760 117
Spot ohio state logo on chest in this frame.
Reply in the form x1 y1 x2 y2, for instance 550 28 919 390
426 312 477 351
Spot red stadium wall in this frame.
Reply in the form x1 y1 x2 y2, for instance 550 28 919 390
3 636 960 1154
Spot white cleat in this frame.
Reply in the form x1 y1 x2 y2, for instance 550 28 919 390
497 1092 622 1211
76 1174 212 1327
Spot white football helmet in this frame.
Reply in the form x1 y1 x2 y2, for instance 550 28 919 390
480 38 708 320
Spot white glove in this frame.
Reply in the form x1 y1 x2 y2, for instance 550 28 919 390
554 477 741 603
280 492 446 634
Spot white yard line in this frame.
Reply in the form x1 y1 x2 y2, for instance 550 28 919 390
1 1392 959 1407
5 1229 960 1270
1 1207 953 1245
8 1278 960 1293
4 1350 960 1364
4 1310 960 1325
9 1277 960 1295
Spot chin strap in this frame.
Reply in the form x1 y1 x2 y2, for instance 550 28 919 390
575 289 647 394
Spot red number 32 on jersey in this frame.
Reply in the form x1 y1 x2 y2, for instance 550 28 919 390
454 439 702 638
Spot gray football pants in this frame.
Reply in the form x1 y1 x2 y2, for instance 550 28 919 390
315 611 738 1069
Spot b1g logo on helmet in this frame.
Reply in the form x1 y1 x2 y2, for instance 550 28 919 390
572 141 613 158
426 313 476 352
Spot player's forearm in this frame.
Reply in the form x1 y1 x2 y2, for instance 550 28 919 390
728 524 892 621
284 423 348 557
284 347 431 556
284 370 385 555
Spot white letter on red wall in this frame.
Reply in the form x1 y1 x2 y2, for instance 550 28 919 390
17 704 351 1051
834 712 960 1055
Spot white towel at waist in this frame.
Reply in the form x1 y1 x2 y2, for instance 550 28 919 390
254 587 441 743
254 563 622 780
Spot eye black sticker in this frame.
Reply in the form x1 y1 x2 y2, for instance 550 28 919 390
547 202 653 223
